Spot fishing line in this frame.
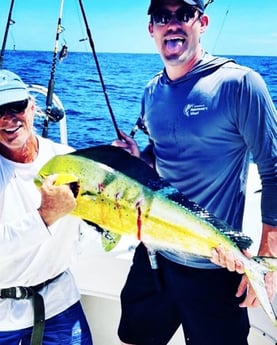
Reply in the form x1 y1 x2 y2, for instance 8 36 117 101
75 0 90 52
78 0 122 140
42 0 65 138
212 0 233 54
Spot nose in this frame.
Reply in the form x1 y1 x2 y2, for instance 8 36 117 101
168 13 180 24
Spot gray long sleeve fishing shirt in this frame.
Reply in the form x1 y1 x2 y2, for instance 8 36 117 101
140 53 277 268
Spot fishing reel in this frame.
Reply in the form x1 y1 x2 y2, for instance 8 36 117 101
27 84 65 121
27 84 68 144
45 105 65 123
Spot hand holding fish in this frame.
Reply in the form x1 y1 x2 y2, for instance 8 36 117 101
211 223 277 310
38 174 77 226
211 246 259 307
211 245 246 273
112 130 140 157
237 271 277 307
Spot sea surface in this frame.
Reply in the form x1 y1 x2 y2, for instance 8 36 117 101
2 50 277 150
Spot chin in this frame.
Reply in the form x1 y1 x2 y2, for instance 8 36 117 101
164 54 186 65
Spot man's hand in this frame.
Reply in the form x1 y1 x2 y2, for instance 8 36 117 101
237 272 277 308
211 245 246 273
38 174 77 226
112 130 140 157
211 245 277 307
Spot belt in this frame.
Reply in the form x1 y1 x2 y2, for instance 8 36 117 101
0 273 63 345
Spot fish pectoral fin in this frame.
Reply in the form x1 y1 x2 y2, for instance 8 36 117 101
246 266 277 327
83 220 121 252
101 231 122 252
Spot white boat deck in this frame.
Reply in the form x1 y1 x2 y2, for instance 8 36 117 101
71 163 277 344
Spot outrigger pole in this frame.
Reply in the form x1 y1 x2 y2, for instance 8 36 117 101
0 0 15 69
78 0 122 140
42 0 65 138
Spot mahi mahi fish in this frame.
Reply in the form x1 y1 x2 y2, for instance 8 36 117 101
34 145 277 328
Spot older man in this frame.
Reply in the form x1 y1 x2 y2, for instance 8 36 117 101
0 70 93 345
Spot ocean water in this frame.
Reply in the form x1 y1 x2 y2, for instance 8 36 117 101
2 50 277 149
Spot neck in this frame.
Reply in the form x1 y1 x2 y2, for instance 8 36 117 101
0 134 39 163
165 49 204 80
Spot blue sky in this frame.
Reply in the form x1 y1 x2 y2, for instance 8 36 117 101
0 0 276 56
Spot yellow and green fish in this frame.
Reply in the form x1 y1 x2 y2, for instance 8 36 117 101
34 145 277 328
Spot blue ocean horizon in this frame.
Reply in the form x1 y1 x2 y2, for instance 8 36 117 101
2 50 277 149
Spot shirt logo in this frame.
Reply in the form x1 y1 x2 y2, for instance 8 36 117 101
183 104 207 117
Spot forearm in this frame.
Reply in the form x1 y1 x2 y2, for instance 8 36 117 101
258 223 277 257
140 144 155 168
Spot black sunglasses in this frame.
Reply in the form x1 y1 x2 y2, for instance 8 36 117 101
0 99 29 118
152 6 199 25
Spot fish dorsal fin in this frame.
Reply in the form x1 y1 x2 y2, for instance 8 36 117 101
83 219 121 252
71 145 161 187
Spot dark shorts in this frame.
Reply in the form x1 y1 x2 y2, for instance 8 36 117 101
118 243 250 345
0 301 93 345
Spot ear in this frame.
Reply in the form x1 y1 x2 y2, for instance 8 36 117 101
199 14 209 33
148 22 154 37
29 98 36 113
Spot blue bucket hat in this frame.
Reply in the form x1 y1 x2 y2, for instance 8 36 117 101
0 70 29 106
148 0 205 14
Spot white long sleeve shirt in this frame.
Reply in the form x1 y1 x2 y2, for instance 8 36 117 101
0 135 84 330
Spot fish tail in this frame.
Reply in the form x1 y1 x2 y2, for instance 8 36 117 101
246 258 277 328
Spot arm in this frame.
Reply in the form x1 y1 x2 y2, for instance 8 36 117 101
258 223 277 258
250 224 277 300
211 70 277 305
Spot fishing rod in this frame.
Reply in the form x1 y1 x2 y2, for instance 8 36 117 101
204 0 214 10
78 0 122 140
0 0 15 69
42 0 65 138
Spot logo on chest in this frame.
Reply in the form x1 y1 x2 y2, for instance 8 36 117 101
183 104 208 117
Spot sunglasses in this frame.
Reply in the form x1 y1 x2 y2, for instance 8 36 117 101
152 6 199 25
0 99 29 118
